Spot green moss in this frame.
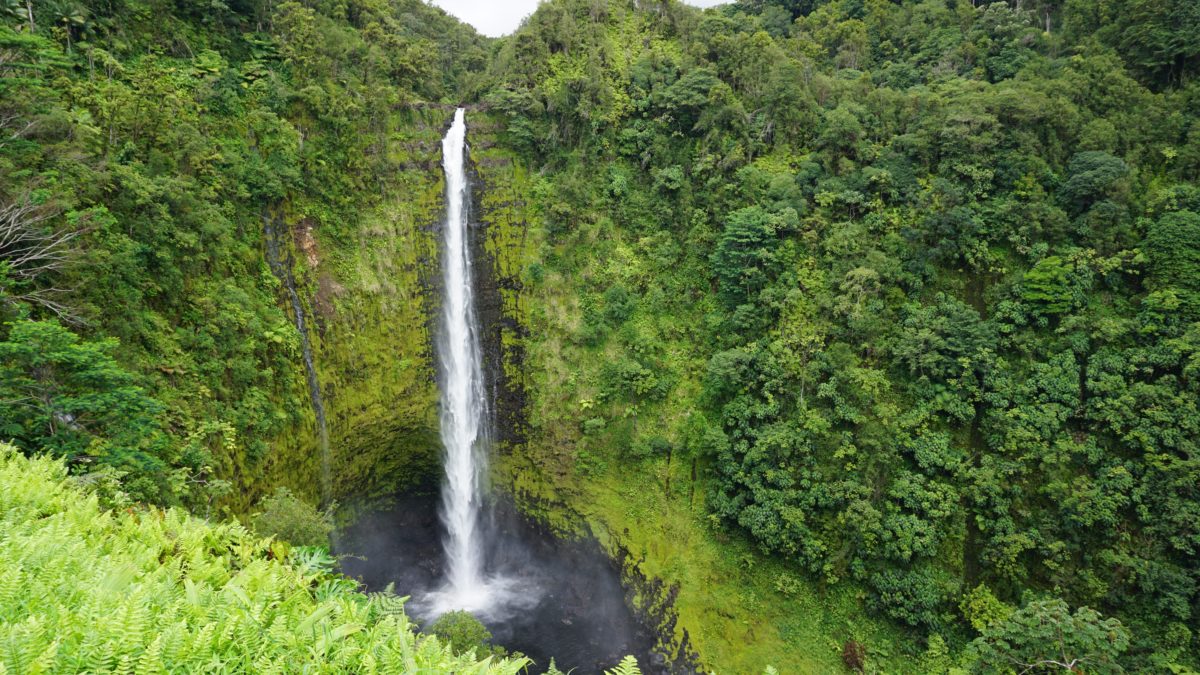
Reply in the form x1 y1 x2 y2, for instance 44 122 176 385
245 109 451 513
498 442 929 673
475 136 538 391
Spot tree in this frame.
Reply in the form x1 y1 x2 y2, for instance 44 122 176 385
654 67 719 133
710 206 782 309
893 295 994 383
1021 256 1076 316
816 103 864 165
968 599 1131 674
1144 210 1200 316
1117 0 1200 87
0 196 84 320
1059 152 1130 217
0 319 170 500
428 610 495 658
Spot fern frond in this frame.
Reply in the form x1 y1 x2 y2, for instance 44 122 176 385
0 448 529 675
605 655 642 675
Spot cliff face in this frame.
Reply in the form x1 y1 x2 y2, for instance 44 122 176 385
256 107 748 672
468 113 535 453
465 116 702 673
459 111 893 673
254 106 534 514
253 108 452 512
258 106 700 670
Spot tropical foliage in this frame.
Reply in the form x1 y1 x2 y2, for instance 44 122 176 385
485 0 1200 669
0 0 487 510
2 0 1199 671
0 445 527 673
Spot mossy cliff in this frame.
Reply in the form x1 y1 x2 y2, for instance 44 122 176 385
242 102 915 673
467 113 536 452
259 106 913 672
464 112 706 671
253 106 536 516
253 108 454 513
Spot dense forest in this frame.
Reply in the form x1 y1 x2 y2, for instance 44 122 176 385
1 0 1199 672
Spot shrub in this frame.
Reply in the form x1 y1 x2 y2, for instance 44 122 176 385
603 283 636 325
960 584 1013 633
250 487 334 547
428 610 495 657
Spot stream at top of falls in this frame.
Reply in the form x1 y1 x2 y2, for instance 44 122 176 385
335 109 675 673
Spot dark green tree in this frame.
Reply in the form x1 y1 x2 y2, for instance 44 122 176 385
0 319 177 501
968 599 1130 674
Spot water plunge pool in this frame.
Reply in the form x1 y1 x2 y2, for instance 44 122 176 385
336 493 666 673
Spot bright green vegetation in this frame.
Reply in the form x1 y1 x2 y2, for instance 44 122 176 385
0 445 526 673
2 0 1199 672
0 0 487 513
480 0 1200 671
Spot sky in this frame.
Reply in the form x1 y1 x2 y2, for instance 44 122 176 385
429 1 731 38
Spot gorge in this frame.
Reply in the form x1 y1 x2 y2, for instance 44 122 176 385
337 107 671 673
0 0 1198 673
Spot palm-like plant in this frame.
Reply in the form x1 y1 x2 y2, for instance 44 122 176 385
0 0 24 26
39 0 88 51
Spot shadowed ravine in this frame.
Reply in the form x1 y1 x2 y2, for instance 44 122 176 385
263 212 332 508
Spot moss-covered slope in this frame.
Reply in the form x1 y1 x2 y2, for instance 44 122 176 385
462 110 909 673
262 107 454 511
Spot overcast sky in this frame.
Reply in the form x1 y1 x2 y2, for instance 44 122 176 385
430 1 731 38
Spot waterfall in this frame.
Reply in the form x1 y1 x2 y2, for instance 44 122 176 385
431 108 492 614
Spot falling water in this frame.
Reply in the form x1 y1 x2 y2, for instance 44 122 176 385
340 108 672 669
428 108 498 616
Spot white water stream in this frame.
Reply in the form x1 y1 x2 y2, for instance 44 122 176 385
343 110 662 668
426 108 518 618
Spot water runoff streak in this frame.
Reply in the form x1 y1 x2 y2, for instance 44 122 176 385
425 108 523 619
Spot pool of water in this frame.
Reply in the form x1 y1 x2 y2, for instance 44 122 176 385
336 493 669 673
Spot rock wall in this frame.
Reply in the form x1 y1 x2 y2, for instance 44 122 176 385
468 113 533 452
467 114 700 673
253 107 452 513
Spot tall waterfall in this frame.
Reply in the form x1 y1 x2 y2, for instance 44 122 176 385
431 108 492 614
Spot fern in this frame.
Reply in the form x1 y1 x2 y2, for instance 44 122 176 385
28 637 58 675
2 619 34 675
0 447 528 674
605 655 642 675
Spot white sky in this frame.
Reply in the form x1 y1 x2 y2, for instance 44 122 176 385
430 1 731 38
